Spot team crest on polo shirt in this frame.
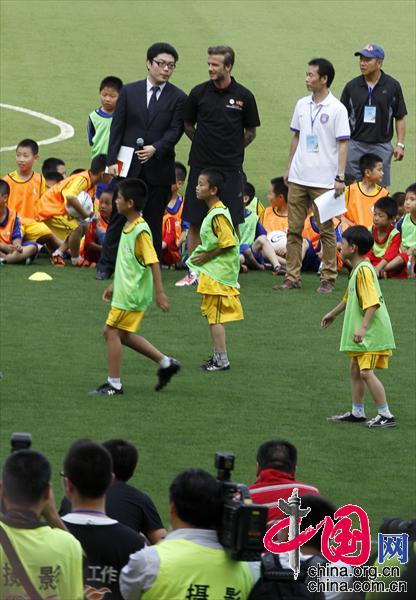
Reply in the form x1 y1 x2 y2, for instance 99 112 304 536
226 98 243 110
320 113 329 124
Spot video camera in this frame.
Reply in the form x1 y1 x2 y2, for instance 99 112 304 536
380 517 416 541
215 451 268 561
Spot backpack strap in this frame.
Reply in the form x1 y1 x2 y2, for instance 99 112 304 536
0 525 44 600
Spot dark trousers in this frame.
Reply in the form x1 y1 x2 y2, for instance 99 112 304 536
97 179 170 275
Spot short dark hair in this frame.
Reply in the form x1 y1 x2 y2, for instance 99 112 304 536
102 439 138 482
244 182 256 201
359 153 383 176
118 178 148 211
391 192 405 208
147 42 178 63
44 171 64 184
2 450 51 506
0 179 10 196
308 58 335 87
374 196 397 220
199 168 225 195
208 45 235 67
16 139 39 155
405 183 416 195
41 157 65 175
63 439 113 499
90 154 107 175
342 225 374 255
256 440 297 472
270 177 288 200
299 495 336 551
169 469 221 528
175 161 187 182
100 76 123 92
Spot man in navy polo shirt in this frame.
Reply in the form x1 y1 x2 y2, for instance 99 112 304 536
176 45 260 286
341 43 407 187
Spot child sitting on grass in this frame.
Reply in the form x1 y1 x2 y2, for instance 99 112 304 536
162 162 188 267
366 196 408 279
187 169 242 372
321 226 396 429
0 179 37 265
342 153 388 228
82 187 113 265
396 183 416 278
239 182 283 274
90 178 180 396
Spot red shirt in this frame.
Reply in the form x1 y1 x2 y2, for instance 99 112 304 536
248 468 320 526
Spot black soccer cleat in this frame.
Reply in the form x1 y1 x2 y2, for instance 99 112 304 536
89 382 124 396
155 359 181 391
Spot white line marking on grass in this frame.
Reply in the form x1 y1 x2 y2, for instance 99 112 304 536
0 103 74 152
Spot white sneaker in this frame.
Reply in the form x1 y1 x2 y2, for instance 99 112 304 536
175 272 198 287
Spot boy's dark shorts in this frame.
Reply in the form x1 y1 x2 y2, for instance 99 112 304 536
182 166 245 226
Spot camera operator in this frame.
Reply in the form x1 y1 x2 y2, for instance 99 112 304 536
120 468 259 600
0 450 84 600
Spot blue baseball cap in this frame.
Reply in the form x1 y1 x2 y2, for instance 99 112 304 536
354 44 385 60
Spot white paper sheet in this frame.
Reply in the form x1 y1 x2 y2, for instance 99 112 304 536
314 189 346 223
116 145 134 177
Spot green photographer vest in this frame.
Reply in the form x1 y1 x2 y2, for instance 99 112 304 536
187 204 240 287
112 219 153 311
340 261 395 353
89 110 112 156
141 539 253 600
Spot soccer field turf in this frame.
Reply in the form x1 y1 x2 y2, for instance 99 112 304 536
1 0 415 531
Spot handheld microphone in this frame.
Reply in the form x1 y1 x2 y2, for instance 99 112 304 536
136 137 144 151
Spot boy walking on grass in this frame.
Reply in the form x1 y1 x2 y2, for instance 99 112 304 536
321 225 396 428
187 169 243 371
90 178 180 396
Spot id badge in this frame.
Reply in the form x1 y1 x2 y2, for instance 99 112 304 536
306 134 319 152
364 105 376 123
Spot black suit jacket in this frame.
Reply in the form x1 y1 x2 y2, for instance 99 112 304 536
107 79 187 185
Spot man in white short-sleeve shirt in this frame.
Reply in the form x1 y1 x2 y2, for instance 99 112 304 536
275 58 350 294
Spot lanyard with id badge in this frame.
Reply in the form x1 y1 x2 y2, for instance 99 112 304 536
364 85 377 123
307 103 323 152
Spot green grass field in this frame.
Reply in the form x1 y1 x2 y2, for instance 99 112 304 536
1 0 415 535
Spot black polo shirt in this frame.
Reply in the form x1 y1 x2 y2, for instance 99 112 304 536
185 77 260 168
340 71 407 144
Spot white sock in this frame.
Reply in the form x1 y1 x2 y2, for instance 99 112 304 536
352 403 365 417
108 377 122 390
214 351 229 366
53 249 64 257
378 403 393 418
159 355 170 368
71 256 83 265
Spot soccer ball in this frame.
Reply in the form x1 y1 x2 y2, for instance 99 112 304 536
267 230 287 250
67 191 93 219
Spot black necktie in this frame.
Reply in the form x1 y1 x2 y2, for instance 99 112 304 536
148 86 160 119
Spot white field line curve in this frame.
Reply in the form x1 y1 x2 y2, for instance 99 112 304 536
0 103 74 152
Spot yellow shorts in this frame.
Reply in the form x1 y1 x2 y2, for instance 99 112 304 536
201 294 244 325
106 307 144 333
22 221 53 242
348 350 392 370
43 215 80 240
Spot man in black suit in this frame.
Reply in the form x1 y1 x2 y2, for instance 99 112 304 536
96 42 186 279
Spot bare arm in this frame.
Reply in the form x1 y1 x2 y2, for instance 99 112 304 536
150 262 169 311
393 118 406 161
284 132 299 184
321 300 346 327
334 139 348 197
353 305 379 343
243 127 256 147
66 195 93 219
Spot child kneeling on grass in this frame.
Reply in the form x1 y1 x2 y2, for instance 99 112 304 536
321 225 396 429
187 169 243 372
90 178 180 396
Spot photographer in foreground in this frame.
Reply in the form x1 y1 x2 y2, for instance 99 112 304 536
120 468 258 600
0 450 84 600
